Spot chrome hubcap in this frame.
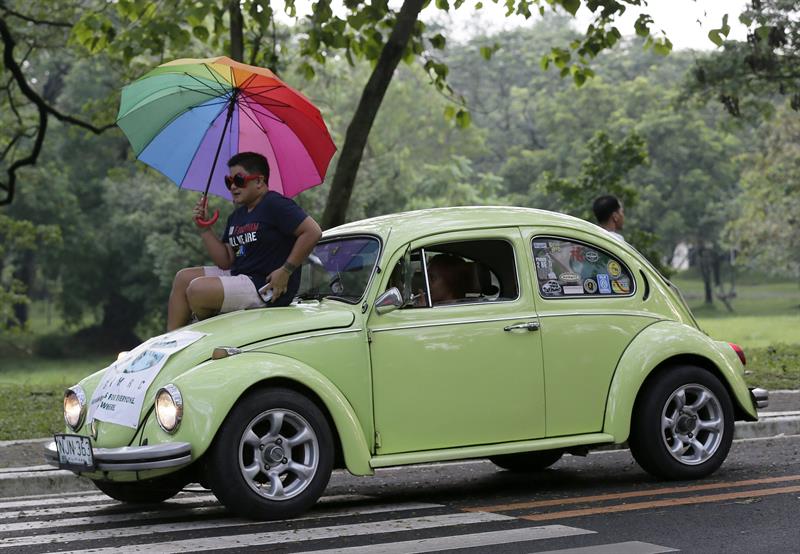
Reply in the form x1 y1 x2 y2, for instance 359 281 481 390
661 383 724 466
238 409 319 500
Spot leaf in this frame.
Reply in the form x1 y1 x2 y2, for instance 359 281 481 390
430 33 446 49
192 26 209 41
560 0 580 16
755 25 772 40
652 38 672 56
300 62 315 80
634 14 652 37
480 46 492 60
435 0 450 10
455 109 471 128
708 30 724 47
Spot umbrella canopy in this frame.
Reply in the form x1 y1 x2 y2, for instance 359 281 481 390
117 56 336 200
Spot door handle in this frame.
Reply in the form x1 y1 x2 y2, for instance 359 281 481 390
503 321 540 332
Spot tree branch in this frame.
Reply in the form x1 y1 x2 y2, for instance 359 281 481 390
0 18 114 134
0 5 72 28
0 16 114 205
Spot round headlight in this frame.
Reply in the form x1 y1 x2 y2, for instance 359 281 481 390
63 386 86 431
155 384 183 433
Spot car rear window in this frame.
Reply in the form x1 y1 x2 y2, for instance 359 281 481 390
532 237 634 298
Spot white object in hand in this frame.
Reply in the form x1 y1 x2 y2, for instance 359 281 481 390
258 284 273 302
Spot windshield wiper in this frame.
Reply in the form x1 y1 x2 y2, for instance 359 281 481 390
297 291 326 301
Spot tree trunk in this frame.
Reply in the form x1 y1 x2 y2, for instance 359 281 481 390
11 249 35 327
97 291 143 350
321 0 426 230
698 245 714 305
229 0 244 62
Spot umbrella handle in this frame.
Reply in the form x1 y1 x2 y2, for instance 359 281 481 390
194 195 219 228
194 210 220 227
194 210 219 227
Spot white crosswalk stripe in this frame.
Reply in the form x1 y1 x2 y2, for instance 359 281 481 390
299 526 596 553
0 500 439 533
530 541 679 554
51 512 515 553
0 492 681 554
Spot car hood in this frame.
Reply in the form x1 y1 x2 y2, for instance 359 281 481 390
152 302 356 383
85 303 355 446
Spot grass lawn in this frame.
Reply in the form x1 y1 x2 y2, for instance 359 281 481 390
1 276 797 441
670 276 800 390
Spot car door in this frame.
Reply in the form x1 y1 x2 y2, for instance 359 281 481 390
367 229 546 455
522 228 661 437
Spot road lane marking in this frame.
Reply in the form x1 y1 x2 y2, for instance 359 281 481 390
0 501 441 533
531 541 678 554
0 493 113 510
519 485 800 522
465 474 800 512
0 494 220 520
45 512 514 553
299 526 596 553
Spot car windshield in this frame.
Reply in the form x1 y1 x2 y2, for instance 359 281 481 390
296 236 381 303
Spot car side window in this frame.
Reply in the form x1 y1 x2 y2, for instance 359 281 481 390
386 239 517 308
532 237 634 298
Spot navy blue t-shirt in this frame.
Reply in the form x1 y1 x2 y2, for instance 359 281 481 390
221 192 308 306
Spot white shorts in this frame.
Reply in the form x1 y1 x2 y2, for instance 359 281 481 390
203 266 264 313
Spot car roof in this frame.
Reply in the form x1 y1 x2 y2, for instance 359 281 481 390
325 206 605 245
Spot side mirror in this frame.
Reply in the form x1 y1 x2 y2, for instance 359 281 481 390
375 287 403 315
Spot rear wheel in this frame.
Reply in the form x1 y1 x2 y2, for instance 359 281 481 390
490 449 563 472
94 474 187 503
206 388 334 520
629 365 734 480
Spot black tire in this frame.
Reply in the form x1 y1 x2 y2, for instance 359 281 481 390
205 388 334 520
629 365 734 480
93 474 187 503
490 449 563 472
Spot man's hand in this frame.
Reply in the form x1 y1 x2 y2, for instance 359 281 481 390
193 197 209 229
265 266 291 302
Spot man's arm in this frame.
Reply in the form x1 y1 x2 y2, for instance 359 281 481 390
194 197 234 269
199 228 235 269
265 216 322 301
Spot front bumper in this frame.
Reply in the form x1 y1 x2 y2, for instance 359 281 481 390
749 387 769 410
44 441 192 472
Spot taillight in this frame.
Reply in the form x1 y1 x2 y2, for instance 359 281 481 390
728 342 746 366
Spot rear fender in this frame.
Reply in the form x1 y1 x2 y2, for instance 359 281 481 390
140 353 373 475
603 321 756 443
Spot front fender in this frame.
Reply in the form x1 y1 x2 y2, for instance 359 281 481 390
140 352 373 476
603 321 756 443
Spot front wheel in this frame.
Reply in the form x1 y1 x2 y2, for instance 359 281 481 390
629 365 734 480
206 388 334 520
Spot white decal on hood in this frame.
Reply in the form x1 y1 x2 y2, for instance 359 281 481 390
87 330 206 429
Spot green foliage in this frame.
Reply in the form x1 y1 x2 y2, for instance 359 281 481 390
0 214 61 328
0 384 64 440
723 107 800 280
687 0 800 118
541 131 647 220
745 344 800 390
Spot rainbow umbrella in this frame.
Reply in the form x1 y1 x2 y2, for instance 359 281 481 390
117 56 336 225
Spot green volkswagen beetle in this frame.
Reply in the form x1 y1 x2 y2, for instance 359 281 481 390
45 207 768 520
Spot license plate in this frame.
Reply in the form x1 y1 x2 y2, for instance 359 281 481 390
54 434 95 471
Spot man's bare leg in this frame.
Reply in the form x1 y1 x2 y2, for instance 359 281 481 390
186 276 225 321
167 267 206 331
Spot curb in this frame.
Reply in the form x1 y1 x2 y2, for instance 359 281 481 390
2 415 798 499
0 466 95 498
733 414 800 440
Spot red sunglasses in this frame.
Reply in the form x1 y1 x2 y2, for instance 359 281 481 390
224 173 263 190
